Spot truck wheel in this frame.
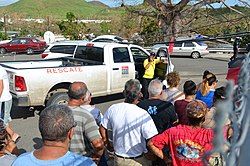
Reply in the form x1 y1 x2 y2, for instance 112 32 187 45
0 48 6 54
26 48 34 55
191 51 200 59
46 92 69 107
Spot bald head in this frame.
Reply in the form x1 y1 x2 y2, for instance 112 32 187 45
68 82 88 100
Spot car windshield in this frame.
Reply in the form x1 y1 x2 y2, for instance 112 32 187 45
32 39 40 43
114 36 124 42
10 39 19 44
196 42 207 46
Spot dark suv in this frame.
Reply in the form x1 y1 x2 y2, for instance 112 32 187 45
0 37 47 55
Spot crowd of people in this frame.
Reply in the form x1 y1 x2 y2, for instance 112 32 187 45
0 57 232 166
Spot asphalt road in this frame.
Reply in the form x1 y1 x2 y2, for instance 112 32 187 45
0 52 231 153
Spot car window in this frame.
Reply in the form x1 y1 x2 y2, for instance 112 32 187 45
174 42 182 47
184 42 195 47
10 39 20 44
50 45 76 54
20 39 28 44
93 39 115 43
113 47 130 63
130 47 148 57
75 46 104 62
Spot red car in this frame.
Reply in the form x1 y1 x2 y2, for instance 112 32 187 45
0 38 47 55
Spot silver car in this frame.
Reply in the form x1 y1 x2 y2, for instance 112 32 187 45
151 41 209 59
91 35 128 43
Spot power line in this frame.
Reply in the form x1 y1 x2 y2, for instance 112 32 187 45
161 14 250 38
154 31 250 44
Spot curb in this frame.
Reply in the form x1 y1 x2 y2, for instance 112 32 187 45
203 56 230 62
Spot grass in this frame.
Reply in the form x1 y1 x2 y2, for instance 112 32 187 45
0 0 124 19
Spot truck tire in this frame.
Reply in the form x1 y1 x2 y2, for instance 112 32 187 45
46 92 69 107
191 51 200 59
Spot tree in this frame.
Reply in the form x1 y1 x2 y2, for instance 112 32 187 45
0 22 4 30
57 12 86 40
116 0 250 41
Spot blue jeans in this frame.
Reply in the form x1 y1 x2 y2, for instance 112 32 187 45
98 154 108 166
0 99 12 125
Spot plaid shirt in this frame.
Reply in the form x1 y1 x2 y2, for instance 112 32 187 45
69 106 101 156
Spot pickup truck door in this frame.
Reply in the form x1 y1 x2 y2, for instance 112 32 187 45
74 45 108 95
129 46 148 80
110 47 135 93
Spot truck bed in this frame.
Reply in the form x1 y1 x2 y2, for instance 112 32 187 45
0 57 103 70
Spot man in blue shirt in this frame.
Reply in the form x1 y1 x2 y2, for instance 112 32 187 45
12 104 96 166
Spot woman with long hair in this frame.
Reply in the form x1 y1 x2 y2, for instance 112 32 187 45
196 72 218 108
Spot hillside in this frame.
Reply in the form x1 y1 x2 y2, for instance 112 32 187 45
89 1 109 8
0 0 123 19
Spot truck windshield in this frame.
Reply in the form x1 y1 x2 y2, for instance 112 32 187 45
75 46 104 62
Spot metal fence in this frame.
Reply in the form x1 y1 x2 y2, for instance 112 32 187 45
211 52 250 165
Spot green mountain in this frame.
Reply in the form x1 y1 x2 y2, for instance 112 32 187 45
0 0 123 19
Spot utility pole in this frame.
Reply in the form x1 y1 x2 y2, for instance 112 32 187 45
47 16 50 31
3 14 7 38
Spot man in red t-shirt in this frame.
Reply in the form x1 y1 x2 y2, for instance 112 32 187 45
148 100 214 166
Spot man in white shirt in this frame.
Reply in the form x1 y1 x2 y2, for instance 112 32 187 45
100 79 158 166
0 65 20 143
0 65 12 124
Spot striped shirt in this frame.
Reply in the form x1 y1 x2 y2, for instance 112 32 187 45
69 106 101 156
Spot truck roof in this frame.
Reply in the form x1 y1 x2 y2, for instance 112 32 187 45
51 40 88 45
79 42 130 48
49 40 129 48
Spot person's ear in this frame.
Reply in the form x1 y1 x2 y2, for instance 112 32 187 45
68 128 74 140
138 92 143 99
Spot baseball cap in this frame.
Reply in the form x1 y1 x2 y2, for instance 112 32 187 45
150 52 156 56
186 100 208 118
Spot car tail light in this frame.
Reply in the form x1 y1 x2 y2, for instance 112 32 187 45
41 53 48 58
15 75 27 92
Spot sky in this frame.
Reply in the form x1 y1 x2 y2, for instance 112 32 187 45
0 0 244 7
86 0 241 7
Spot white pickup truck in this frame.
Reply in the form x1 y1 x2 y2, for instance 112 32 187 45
0 42 154 107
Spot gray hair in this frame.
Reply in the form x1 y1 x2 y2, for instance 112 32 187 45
148 79 163 97
83 89 91 102
39 104 75 142
124 79 141 103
